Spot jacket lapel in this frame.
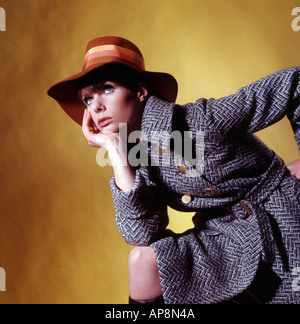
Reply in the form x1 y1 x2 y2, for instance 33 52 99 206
141 96 175 137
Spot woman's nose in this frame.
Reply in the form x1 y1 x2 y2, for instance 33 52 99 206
91 95 105 113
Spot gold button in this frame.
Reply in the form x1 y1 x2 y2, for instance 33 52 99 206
182 194 192 204
155 146 164 154
179 165 188 175
204 188 216 196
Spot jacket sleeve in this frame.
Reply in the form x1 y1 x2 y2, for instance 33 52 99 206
195 67 300 151
110 170 169 246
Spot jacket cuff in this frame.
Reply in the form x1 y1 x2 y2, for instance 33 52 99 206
110 170 156 219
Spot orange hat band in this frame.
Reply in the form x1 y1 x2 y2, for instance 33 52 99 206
82 44 145 71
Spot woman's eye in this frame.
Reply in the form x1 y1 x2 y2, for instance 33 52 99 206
84 97 94 105
103 84 114 94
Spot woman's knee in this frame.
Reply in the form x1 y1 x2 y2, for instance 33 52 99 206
128 246 158 274
128 246 162 300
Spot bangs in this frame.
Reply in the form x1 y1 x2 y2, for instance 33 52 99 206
79 82 107 99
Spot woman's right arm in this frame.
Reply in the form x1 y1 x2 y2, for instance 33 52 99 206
82 109 136 192
82 109 169 246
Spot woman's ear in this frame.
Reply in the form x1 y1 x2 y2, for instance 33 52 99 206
137 83 148 103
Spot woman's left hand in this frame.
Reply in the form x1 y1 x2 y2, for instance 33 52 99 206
287 159 300 180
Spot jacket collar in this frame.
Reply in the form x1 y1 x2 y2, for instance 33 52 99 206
141 96 175 139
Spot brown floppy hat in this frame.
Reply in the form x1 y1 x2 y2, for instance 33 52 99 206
47 36 178 125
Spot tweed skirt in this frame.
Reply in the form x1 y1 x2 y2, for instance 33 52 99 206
151 174 300 304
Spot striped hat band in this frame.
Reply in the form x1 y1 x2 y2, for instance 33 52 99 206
82 44 145 71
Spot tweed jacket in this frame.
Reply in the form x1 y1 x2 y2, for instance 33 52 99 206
110 67 300 303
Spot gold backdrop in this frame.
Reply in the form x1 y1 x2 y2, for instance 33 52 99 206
0 0 299 304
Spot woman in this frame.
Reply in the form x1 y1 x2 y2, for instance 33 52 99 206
48 36 300 304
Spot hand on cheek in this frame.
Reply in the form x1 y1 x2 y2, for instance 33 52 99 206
287 159 300 180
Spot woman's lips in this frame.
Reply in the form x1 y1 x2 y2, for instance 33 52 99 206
98 117 113 128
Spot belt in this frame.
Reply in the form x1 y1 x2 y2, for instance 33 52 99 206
193 200 276 263
192 200 253 226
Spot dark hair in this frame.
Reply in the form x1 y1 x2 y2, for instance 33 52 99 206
77 63 154 100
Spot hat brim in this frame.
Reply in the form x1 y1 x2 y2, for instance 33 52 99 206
47 61 178 126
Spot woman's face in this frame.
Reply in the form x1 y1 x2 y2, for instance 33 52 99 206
80 81 147 135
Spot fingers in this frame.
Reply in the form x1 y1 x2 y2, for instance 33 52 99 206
82 109 98 133
287 159 300 180
292 173 300 180
82 110 110 149
82 109 93 131
87 111 99 133
82 109 90 139
82 110 100 147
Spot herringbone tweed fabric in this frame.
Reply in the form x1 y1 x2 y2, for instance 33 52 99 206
151 175 300 304
110 67 300 304
263 176 300 304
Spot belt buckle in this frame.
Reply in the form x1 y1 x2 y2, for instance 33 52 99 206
228 201 253 220
239 201 253 216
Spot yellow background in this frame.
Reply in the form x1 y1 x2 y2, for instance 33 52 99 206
0 0 299 304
